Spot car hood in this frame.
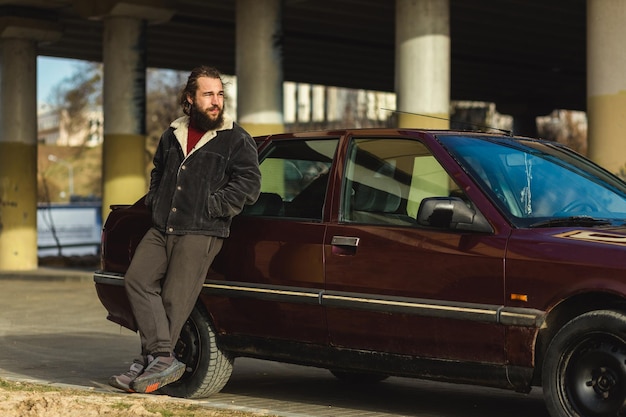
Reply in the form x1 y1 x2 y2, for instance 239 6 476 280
509 224 626 271
548 225 626 247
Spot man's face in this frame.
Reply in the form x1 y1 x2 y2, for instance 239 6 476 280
188 76 225 130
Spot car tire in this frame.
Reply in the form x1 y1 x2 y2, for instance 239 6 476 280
330 369 389 384
160 304 233 399
542 309 626 417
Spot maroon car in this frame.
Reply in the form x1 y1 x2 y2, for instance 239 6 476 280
94 128 626 417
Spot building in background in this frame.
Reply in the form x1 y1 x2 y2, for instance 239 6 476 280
37 104 103 147
37 79 575 151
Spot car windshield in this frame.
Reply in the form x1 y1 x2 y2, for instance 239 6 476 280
438 135 626 227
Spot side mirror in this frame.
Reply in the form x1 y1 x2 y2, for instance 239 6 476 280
417 197 493 233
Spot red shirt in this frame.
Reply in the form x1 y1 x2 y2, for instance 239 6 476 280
187 123 206 154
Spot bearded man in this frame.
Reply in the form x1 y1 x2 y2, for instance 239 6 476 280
109 65 261 394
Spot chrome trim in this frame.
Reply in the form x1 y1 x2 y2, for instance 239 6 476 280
203 279 545 328
94 272 545 328
499 308 546 327
93 270 125 286
323 292 495 322
204 281 320 305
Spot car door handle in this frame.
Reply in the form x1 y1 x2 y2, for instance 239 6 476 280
331 236 359 256
331 236 360 247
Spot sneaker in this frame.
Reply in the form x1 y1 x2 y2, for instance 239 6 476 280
130 355 185 394
109 361 145 392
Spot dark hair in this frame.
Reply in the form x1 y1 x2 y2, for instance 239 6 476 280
179 65 223 116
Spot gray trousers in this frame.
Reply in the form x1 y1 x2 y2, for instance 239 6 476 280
124 227 223 356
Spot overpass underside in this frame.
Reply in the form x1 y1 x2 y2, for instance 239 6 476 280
2 0 625 270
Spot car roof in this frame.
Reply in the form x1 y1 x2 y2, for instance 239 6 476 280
252 127 542 144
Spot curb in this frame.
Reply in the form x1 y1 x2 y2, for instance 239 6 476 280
0 267 94 282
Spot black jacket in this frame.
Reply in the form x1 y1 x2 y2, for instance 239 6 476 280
145 115 261 238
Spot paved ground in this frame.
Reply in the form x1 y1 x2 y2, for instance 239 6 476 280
0 267 550 417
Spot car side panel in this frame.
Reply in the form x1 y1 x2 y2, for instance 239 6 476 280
203 216 328 345
324 224 507 363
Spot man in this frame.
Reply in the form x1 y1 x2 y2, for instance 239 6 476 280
109 65 261 394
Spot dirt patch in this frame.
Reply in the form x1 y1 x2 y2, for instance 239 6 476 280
0 380 272 417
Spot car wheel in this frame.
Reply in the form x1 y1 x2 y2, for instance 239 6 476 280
330 370 389 384
542 310 626 417
160 304 233 399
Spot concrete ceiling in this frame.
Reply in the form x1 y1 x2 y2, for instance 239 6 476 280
8 0 587 115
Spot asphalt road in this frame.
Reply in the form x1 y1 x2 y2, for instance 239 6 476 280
0 272 550 417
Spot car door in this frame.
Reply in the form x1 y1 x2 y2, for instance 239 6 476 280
324 134 509 364
205 136 339 345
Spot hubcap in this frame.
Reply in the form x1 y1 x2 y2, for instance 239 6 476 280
588 367 617 398
564 336 626 416
174 318 200 381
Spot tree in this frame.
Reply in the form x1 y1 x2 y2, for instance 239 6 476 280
48 61 102 140
145 68 186 174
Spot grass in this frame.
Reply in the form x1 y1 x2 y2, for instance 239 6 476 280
0 378 276 417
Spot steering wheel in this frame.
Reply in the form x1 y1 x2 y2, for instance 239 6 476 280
559 200 599 214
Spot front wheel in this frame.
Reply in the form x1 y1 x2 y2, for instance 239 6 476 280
542 310 626 417
160 304 233 399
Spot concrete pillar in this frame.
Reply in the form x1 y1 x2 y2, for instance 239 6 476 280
587 0 626 175
395 0 450 129
74 0 174 220
101 15 148 220
0 17 60 270
236 0 284 136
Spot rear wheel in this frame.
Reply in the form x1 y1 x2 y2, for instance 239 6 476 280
542 310 626 417
160 304 233 398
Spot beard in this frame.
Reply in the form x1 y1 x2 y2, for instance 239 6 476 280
190 103 224 131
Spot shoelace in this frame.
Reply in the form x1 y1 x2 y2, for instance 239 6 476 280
123 362 144 378
141 357 174 375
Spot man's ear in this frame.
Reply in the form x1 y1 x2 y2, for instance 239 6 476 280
186 93 193 106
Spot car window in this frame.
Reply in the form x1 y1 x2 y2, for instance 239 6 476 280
439 135 626 226
341 137 470 226
242 138 338 220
